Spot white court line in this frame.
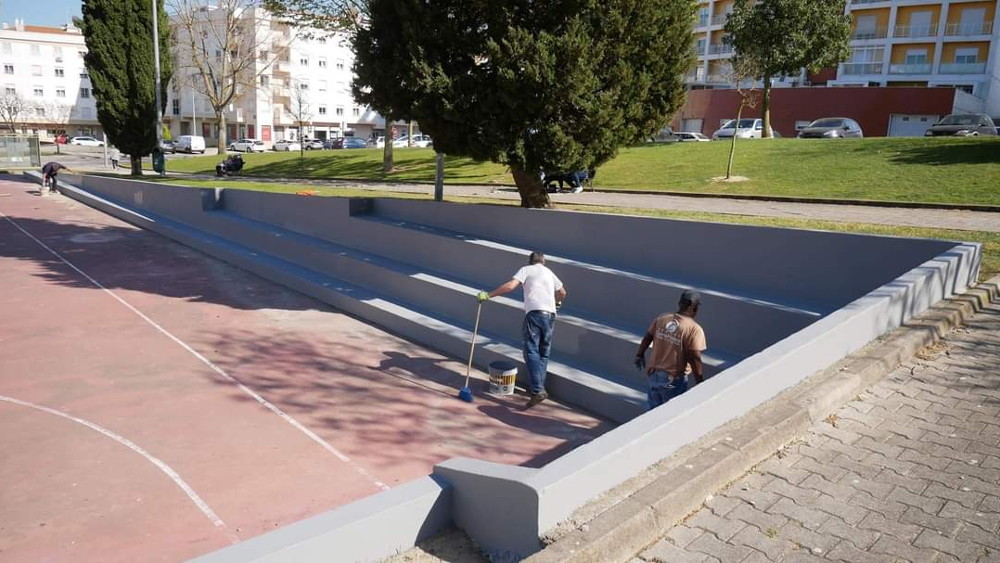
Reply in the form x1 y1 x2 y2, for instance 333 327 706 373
0 394 238 543
0 211 390 491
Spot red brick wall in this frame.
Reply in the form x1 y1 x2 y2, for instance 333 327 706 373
671 87 957 137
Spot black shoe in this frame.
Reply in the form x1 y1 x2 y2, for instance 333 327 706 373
525 391 548 409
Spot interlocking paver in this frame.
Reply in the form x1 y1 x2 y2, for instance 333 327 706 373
640 539 718 563
631 299 1000 562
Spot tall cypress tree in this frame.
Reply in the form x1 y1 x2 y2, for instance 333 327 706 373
82 0 172 176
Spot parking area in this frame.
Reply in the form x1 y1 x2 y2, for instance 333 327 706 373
0 176 611 561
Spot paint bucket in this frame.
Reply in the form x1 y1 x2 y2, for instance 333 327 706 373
488 360 517 396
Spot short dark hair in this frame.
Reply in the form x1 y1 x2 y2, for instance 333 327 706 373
529 251 545 265
679 290 702 309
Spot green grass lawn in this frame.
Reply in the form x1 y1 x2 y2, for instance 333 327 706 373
157 177 1000 279
165 136 1000 205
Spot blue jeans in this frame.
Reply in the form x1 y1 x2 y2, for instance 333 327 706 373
522 310 555 394
648 370 688 410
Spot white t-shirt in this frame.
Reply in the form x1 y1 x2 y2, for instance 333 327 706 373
512 264 563 313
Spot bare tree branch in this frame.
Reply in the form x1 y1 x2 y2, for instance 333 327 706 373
0 93 30 133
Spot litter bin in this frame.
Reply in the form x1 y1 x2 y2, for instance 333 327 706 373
152 148 165 174
488 360 518 396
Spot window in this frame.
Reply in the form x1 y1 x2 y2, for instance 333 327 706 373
298 82 309 90
335 106 343 116
318 105 327 115
215 50 222 61
954 47 979 64
35 106 45 116
335 59 345 70
33 87 43 97
172 99 180 115
904 49 928 65
318 80 327 92
260 75 269 86
56 88 66 97
4 86 15 95
1 43 11 55
299 57 309 66
55 68 64 77
31 65 42 76
80 72 89 80
3 64 13 74
336 81 346 91
80 87 90 98
353 106 360 117
318 37 326 44
30 45 40 56
318 57 327 68
78 50 86 59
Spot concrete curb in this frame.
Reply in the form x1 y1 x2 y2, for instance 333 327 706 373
524 276 1000 563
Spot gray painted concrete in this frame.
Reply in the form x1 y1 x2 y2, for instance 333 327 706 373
30 173 981 561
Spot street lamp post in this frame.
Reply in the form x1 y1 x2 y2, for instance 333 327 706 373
151 0 165 176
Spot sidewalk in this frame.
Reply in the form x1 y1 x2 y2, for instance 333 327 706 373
636 291 1000 562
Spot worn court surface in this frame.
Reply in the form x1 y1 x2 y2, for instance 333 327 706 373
0 176 612 562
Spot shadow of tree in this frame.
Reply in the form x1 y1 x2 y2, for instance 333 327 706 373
886 138 1000 166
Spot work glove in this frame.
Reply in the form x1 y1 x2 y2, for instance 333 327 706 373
476 291 491 303
634 355 646 371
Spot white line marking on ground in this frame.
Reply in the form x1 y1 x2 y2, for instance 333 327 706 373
0 394 238 543
0 211 390 491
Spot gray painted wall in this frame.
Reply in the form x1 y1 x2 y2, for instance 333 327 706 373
36 174 980 561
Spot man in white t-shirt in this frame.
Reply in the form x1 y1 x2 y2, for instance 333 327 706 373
478 251 567 408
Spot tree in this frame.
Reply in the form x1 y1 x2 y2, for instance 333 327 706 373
353 1 695 208
169 0 278 152
82 0 173 175
0 93 29 133
724 58 762 180
289 82 312 159
724 0 850 138
41 102 74 155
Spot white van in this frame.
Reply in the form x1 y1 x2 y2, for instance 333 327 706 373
174 135 206 154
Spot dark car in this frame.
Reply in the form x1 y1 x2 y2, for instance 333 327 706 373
323 137 343 149
340 137 367 149
924 114 998 137
797 117 864 139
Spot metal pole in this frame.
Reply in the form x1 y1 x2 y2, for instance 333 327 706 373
151 0 164 175
434 152 444 201
192 86 197 135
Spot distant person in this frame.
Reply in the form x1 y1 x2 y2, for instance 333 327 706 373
634 290 707 410
478 251 567 408
109 147 121 170
41 161 71 195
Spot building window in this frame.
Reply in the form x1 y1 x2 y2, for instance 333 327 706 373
260 75 269 86
336 81 346 91
299 57 309 66
80 88 91 98
172 99 181 115
336 59 345 70
904 49 928 65
3 64 13 74
30 45 40 56
954 47 979 64
56 88 66 97
35 106 45 116
80 72 90 80
353 106 360 117
335 106 343 116
4 86 15 95
215 50 222 61
318 37 326 44
318 105 327 115
78 50 86 59
318 80 327 92
318 57 327 68
55 68 65 77
33 87 43 97
1 43 11 55
31 65 42 76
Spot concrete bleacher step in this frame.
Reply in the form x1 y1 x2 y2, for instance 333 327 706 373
201 210 742 387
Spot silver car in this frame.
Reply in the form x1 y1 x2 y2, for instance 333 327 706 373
797 117 864 139
924 114 998 137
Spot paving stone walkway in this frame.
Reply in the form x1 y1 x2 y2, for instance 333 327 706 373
634 299 1000 562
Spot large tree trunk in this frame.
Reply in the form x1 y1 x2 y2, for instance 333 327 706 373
382 139 394 173
511 167 551 208
130 154 143 176
217 111 227 153
761 75 773 138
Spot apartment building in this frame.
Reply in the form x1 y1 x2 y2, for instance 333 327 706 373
0 19 102 140
165 5 388 147
683 0 1000 136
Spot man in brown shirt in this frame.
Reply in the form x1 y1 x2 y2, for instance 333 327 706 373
634 290 707 409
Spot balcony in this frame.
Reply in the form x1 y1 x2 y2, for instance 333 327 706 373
945 21 993 36
840 62 883 74
938 62 987 74
706 74 730 83
851 27 888 40
697 16 709 28
708 44 733 55
851 0 889 4
888 63 931 74
894 24 938 38
710 14 729 26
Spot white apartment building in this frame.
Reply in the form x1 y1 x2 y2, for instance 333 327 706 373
165 5 388 146
690 0 1000 116
0 19 102 140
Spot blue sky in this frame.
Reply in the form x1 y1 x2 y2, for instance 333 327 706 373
2 0 81 27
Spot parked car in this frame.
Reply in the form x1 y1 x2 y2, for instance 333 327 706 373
711 119 767 140
675 131 710 142
650 126 679 143
392 134 433 148
229 138 267 152
273 139 302 152
924 114 998 137
341 137 368 149
303 139 325 150
173 135 206 153
159 140 175 153
70 136 104 147
797 117 864 139
372 136 386 148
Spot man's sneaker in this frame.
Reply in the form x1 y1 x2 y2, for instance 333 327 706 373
570 186 583 193
525 391 548 409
